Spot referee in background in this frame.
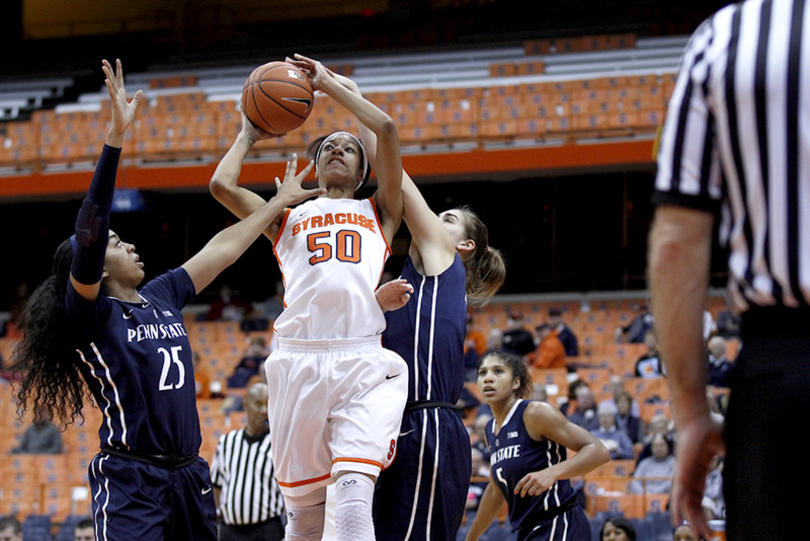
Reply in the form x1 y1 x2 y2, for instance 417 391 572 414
649 0 810 539
211 382 285 541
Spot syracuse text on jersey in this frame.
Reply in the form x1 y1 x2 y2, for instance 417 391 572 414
290 211 377 236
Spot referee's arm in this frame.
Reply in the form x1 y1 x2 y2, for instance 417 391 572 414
648 205 724 538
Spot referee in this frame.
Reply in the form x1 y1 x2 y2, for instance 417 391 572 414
649 1 810 540
211 382 285 541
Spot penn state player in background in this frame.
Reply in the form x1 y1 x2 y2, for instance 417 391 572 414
336 74 507 540
466 352 609 541
10 59 325 541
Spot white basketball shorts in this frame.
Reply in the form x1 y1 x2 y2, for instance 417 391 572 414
264 336 408 498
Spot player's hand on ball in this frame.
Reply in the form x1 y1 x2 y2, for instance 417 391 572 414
274 154 325 204
375 279 413 313
240 111 281 145
289 54 334 92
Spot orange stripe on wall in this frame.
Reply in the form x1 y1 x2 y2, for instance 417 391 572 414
0 140 655 199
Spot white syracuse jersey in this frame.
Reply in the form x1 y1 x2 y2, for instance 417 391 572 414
272 197 390 339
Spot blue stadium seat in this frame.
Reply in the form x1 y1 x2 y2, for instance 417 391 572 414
21 515 51 541
54 515 92 541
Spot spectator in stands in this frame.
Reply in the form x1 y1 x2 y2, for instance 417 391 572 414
672 523 700 541
10 404 62 454
529 382 548 403
73 519 94 541
715 302 742 339
590 403 635 460
194 351 212 399
501 310 535 357
466 447 490 511
0 516 22 541
560 378 588 416
463 315 482 382
707 336 733 388
254 280 285 323
566 384 599 431
471 413 492 462
614 304 653 344
226 337 269 388
637 413 675 465
635 330 665 378
600 516 636 541
548 307 578 356
528 322 567 369
485 328 503 353
614 391 642 444
599 375 641 416
703 455 725 521
205 284 252 322
465 313 488 357
629 432 676 495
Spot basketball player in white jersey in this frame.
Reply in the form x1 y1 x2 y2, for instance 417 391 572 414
209 54 409 541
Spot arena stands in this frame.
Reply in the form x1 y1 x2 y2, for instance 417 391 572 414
0 19 730 541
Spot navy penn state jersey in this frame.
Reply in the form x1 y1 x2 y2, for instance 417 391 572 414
487 400 579 530
382 255 467 402
65 268 201 457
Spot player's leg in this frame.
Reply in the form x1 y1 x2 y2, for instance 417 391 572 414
168 457 218 541
333 471 377 541
283 486 328 541
88 453 170 541
521 506 591 541
329 342 408 541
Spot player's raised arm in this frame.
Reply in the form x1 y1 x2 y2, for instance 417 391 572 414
287 54 403 244
209 112 286 239
335 74 463 276
70 59 143 302
186 157 322 294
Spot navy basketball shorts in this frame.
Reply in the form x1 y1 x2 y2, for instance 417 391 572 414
373 406 472 541
519 505 591 541
88 452 217 541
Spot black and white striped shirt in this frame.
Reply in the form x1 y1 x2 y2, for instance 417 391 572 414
654 0 810 312
210 428 284 525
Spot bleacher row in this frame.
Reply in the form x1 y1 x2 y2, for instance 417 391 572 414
0 32 684 170
0 74 675 168
1 295 733 532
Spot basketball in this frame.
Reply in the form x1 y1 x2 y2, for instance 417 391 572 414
242 61 314 135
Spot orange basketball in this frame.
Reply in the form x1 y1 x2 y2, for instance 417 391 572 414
242 61 314 135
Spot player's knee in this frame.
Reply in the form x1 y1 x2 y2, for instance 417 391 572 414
284 502 325 541
334 471 376 505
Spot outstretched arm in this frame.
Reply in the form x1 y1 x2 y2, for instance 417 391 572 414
287 55 403 244
185 159 323 294
70 59 143 302
336 75 457 275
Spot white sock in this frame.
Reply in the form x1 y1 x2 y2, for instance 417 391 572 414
334 473 376 541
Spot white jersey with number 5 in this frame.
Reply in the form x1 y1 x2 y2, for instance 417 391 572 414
272 197 390 340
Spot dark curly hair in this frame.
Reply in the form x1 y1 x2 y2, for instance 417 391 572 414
477 350 532 399
10 238 91 428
